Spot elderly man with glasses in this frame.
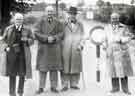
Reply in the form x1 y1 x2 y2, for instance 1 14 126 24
34 6 64 94
103 12 133 95
2 13 33 96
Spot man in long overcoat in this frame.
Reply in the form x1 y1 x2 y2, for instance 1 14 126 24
61 7 84 91
3 13 33 96
104 12 133 95
34 6 64 93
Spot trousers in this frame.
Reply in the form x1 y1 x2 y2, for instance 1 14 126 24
9 76 25 94
38 71 58 89
111 76 129 91
61 72 80 88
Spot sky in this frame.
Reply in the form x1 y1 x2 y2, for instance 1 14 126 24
35 0 133 5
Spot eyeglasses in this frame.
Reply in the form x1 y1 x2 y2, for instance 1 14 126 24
15 19 23 20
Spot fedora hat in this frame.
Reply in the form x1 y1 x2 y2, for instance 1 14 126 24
68 6 78 15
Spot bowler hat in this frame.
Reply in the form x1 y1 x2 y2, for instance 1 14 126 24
68 6 78 15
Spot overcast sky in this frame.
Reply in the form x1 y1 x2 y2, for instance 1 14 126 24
37 0 133 5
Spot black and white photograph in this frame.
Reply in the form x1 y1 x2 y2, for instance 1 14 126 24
0 0 135 96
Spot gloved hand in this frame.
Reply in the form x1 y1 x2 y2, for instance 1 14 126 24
5 47 10 52
0 36 4 40
21 37 28 42
113 35 121 43
48 36 55 43
77 45 83 51
121 37 131 43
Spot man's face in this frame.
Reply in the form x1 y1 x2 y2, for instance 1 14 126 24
69 13 76 22
111 16 119 25
47 9 55 18
14 17 24 26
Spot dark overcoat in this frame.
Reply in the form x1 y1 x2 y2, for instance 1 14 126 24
34 17 64 72
3 24 33 79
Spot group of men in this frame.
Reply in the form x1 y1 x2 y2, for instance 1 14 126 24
35 6 84 94
1 4 134 96
1 5 84 96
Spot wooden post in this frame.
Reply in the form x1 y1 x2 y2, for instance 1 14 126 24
96 45 100 82
56 0 59 18
0 0 1 28
96 45 100 58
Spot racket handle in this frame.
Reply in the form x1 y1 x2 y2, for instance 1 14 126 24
96 70 100 82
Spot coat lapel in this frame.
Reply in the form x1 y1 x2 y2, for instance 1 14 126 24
7 25 16 45
21 26 28 37
67 22 79 33
46 19 56 34
67 22 73 33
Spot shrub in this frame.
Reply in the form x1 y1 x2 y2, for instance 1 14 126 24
24 16 37 25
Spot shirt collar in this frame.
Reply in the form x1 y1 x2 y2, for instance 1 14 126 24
47 16 53 23
15 24 23 31
68 18 77 24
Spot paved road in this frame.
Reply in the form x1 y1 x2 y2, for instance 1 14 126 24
0 18 135 96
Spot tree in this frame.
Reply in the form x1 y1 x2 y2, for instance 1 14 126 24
11 2 32 13
77 0 85 7
32 3 47 11
59 3 66 10
102 2 112 22
96 0 104 8
1 0 16 29
1 0 32 33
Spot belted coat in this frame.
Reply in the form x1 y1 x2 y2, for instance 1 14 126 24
2 24 33 79
34 17 64 72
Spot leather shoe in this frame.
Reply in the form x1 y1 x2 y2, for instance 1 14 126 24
123 90 131 95
18 93 23 96
10 93 16 96
61 87 68 92
110 89 119 93
36 88 44 94
51 88 59 93
70 86 80 90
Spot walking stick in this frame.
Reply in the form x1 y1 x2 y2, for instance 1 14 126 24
81 66 86 89
81 47 86 89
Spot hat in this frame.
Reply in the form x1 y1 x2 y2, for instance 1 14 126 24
68 7 78 15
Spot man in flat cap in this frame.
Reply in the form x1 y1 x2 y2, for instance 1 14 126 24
61 6 84 91
3 13 33 96
34 5 64 94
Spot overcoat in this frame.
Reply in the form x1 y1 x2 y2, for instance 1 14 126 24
62 20 84 74
3 24 33 79
0 40 7 76
104 23 133 78
34 17 64 72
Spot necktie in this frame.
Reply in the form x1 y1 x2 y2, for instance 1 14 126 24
112 25 116 30
71 20 76 24
48 17 53 23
